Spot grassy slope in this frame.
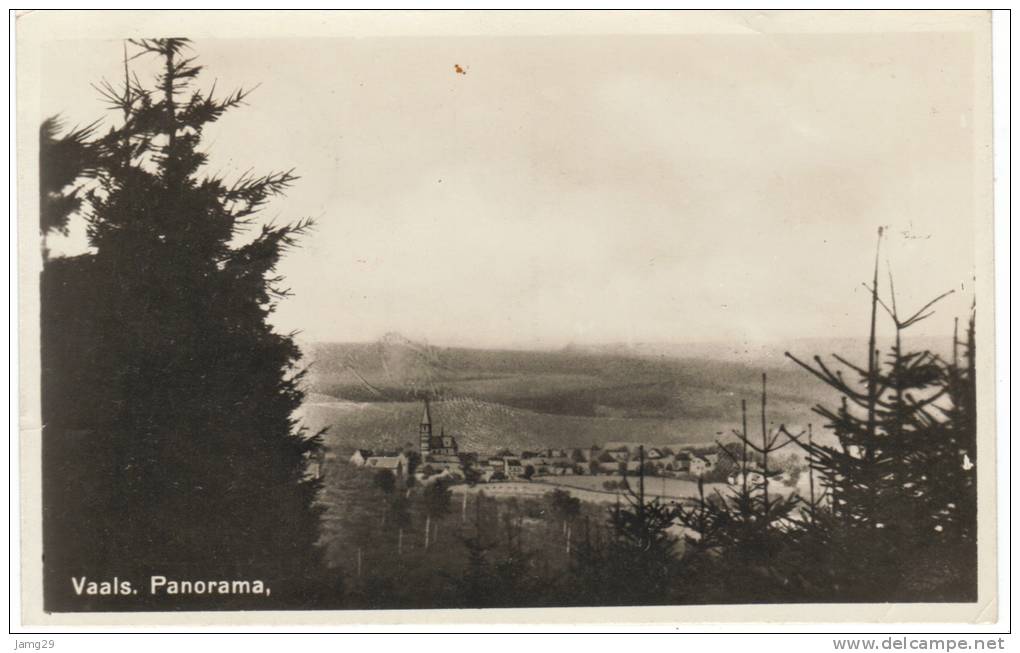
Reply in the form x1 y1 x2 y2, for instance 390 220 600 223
297 397 766 455
297 336 856 455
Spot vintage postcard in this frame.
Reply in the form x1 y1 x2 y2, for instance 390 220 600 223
15 10 997 626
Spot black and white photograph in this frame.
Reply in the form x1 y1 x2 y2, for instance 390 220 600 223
14 9 1000 627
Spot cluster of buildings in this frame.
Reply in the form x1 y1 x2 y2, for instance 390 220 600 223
587 442 720 477
346 400 725 484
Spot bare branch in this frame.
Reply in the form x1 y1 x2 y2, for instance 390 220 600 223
901 290 955 328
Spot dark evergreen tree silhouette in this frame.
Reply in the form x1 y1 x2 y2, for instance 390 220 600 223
40 38 327 610
927 311 979 597
784 228 973 601
675 381 803 602
456 492 495 607
591 448 682 605
490 507 540 606
670 230 976 604
421 479 452 549
567 515 612 605
39 116 100 240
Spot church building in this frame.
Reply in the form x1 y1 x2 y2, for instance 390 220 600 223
419 398 459 458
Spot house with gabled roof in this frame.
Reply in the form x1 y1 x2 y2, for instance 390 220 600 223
365 452 408 477
607 450 630 463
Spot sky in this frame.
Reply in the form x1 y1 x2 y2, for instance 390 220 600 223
39 31 981 349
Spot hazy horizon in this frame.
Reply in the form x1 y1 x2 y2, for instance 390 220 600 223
300 330 959 358
42 32 979 349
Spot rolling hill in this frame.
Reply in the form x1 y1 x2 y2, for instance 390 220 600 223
294 333 916 455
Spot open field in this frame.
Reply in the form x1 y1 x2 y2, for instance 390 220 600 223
450 479 688 506
302 336 834 422
532 474 809 502
445 474 811 506
532 475 727 503
297 335 849 453
296 395 752 454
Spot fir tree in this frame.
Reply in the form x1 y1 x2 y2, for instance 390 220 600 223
568 516 612 606
785 228 972 601
490 507 540 606
599 447 682 605
41 38 327 609
675 382 803 602
422 479 452 549
926 311 978 597
39 116 99 240
456 492 495 607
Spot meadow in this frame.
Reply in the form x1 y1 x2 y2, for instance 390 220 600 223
297 335 844 455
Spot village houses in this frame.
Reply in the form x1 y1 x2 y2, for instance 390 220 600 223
346 400 726 485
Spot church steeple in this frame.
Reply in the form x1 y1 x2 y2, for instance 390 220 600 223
419 398 433 458
421 398 432 428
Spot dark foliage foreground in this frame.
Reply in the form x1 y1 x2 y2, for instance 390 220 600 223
628 232 977 605
41 39 332 610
